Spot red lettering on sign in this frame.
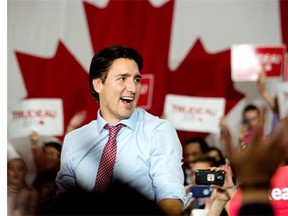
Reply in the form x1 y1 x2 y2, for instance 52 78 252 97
12 109 57 119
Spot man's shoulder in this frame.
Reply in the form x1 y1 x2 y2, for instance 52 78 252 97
68 120 97 134
63 120 98 144
138 108 162 121
61 120 100 160
137 108 173 128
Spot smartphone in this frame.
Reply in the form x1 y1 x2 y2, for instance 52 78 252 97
195 169 225 186
190 186 212 198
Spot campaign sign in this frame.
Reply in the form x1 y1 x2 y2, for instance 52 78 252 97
231 44 286 81
164 94 225 133
8 98 64 139
277 82 288 119
137 74 154 110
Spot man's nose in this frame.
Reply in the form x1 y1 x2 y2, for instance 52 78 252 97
126 79 137 93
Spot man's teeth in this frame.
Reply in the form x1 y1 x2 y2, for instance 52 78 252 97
121 96 133 102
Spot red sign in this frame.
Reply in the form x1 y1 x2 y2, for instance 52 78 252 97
231 44 286 81
137 74 154 110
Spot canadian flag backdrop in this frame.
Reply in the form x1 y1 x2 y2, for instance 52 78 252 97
8 0 288 151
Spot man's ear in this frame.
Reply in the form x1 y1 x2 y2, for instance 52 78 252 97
92 78 102 93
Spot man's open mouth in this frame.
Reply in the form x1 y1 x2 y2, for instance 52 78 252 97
120 96 134 103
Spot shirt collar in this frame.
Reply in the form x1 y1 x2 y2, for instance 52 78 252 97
96 108 139 133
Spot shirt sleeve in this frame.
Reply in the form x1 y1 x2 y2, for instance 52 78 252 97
149 120 185 203
55 135 76 197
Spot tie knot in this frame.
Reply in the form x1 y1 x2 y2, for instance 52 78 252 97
105 123 124 135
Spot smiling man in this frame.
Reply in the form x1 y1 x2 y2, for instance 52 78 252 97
55 45 185 215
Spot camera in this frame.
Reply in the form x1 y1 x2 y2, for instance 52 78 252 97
195 169 225 186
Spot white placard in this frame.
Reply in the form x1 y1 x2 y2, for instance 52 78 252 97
8 98 64 139
277 82 288 119
164 94 225 134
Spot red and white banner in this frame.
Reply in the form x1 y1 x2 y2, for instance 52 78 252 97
164 94 225 134
231 44 287 82
8 99 63 139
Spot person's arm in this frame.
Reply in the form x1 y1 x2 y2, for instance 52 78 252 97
65 110 87 134
207 198 227 216
158 199 183 216
220 116 244 150
30 131 39 146
257 71 278 113
55 135 77 197
30 131 45 171
150 120 185 215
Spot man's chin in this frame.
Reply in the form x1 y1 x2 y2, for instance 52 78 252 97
119 110 134 120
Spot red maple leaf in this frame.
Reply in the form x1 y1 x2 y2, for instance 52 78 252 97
16 41 98 141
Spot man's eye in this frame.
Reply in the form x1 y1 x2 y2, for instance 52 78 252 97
135 78 141 83
119 77 126 81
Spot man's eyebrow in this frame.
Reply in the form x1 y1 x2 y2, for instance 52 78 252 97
135 74 142 79
118 73 142 78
